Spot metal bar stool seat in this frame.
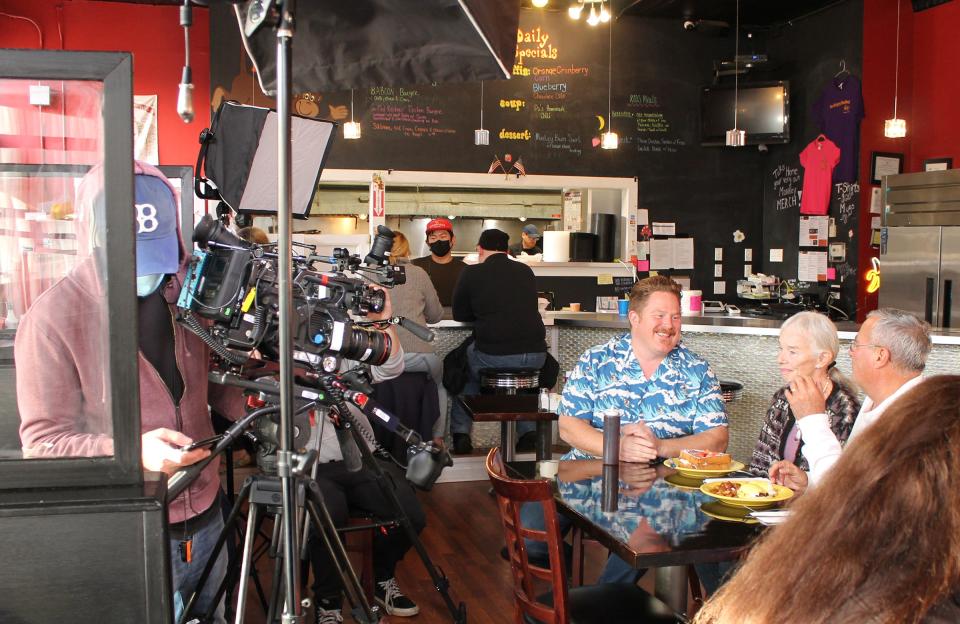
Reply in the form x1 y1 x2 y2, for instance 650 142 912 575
479 367 542 461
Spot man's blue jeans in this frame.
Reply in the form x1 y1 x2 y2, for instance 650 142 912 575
518 501 643 585
449 344 546 436
170 507 228 624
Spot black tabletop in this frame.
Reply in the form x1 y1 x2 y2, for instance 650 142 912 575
508 459 764 568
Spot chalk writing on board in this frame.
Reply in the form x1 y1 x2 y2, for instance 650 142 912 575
627 136 687 154
534 131 583 157
835 182 859 225
772 164 801 211
636 112 671 133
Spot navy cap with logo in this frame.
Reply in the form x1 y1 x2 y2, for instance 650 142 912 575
134 175 180 277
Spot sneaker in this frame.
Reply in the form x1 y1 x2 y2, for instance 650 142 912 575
452 433 473 455
314 606 342 624
375 577 420 617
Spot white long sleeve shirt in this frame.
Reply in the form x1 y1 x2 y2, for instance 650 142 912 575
796 375 925 486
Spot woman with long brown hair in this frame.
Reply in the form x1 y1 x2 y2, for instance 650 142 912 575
693 375 960 624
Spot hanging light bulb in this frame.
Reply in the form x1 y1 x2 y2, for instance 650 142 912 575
884 0 906 138
587 3 600 26
600 13 618 150
475 81 489 146
344 89 361 140
568 2 583 19
531 0 549 7
599 2 611 23
725 0 745 147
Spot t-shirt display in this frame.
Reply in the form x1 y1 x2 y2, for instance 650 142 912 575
811 74 865 183
800 135 841 216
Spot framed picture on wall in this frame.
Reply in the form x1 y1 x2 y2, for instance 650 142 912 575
923 157 953 172
871 151 904 184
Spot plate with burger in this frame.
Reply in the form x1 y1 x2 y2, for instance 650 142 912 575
699 478 794 509
664 449 745 479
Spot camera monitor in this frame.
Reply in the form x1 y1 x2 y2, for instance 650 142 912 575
198 101 335 218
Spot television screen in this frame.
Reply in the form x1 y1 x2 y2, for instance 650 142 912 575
701 81 790 146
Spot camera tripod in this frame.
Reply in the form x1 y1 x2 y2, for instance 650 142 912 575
173 389 466 624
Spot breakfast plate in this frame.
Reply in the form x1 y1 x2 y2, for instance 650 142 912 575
700 502 758 524
663 458 746 479
700 479 794 509
664 473 705 491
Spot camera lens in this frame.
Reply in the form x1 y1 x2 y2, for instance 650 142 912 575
364 225 395 267
194 214 250 249
340 327 392 365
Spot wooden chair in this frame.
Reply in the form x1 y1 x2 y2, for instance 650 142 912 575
485 448 686 624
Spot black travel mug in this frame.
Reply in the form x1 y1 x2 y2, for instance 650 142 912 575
602 408 620 466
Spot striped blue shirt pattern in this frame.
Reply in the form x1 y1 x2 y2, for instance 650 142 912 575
560 334 728 460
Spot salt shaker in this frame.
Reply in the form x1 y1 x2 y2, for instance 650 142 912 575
602 408 620 465
538 387 550 412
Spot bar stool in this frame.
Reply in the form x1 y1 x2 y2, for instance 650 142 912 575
479 367 541 462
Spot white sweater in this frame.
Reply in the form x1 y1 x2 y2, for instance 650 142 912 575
797 375 926 486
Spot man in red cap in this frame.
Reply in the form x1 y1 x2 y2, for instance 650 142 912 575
411 217 467 308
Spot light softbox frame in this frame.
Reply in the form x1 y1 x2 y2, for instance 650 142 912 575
200 101 335 217
237 0 520 94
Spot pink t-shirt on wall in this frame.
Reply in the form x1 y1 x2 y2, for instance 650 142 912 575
799 136 841 215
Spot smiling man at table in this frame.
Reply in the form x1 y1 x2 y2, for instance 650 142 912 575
559 275 729 463
520 276 728 585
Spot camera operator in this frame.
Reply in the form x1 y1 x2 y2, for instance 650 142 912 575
16 161 245 624
307 286 428 623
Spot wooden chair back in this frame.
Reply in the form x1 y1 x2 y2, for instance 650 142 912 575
486 447 569 624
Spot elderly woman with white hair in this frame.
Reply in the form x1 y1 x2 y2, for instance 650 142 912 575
749 311 861 476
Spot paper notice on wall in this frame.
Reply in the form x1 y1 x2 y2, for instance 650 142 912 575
563 190 583 231
637 208 649 225
636 240 649 259
713 281 726 295
799 216 829 247
871 216 881 230
714 247 723 261
714 263 723 277
870 187 883 214
798 250 828 282
652 222 676 236
769 248 784 263
650 238 694 270
133 95 159 165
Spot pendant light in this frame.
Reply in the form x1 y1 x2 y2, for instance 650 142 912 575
725 0 745 147
600 14 618 150
475 81 489 145
884 0 906 138
343 89 361 140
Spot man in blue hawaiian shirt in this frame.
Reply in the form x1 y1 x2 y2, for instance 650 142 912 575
521 275 728 584
559 275 728 462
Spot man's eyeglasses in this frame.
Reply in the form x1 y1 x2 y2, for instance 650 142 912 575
849 340 881 352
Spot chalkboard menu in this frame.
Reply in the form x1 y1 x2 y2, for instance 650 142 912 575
210 7 727 179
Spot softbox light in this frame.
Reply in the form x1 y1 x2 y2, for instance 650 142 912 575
236 0 520 95
198 101 335 217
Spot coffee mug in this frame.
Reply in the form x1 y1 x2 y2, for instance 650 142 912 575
569 302 581 312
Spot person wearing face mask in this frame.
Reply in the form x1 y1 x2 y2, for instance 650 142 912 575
16 161 244 623
411 218 466 308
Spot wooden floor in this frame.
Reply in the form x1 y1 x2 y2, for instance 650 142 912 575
235 478 683 623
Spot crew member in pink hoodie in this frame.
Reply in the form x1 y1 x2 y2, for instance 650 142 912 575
16 161 243 623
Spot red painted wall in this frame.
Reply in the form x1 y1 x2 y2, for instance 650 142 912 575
0 0 211 166
858 0 960 320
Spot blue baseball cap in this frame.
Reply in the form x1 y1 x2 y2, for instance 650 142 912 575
134 174 180 277
522 224 541 239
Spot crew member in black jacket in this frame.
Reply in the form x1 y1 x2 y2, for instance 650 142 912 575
450 229 547 454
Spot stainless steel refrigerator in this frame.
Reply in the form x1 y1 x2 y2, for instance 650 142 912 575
880 169 960 328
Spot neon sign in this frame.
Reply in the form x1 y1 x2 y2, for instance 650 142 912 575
865 257 881 294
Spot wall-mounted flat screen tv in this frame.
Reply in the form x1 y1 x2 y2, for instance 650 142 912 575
701 81 790 146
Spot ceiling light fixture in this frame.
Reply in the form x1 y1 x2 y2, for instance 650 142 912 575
568 2 583 19
600 14 618 150
475 81 489 146
343 89 361 140
531 0 549 7
884 0 906 138
725 0 745 147
587 3 600 26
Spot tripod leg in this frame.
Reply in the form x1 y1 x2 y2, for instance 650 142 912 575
303 480 380 624
265 545 285 624
234 501 261 624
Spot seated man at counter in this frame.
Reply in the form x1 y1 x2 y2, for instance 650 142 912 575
522 275 728 584
411 217 466 308
770 308 931 494
508 223 542 257
450 228 547 454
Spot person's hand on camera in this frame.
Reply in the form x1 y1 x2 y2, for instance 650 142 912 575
366 285 393 322
142 428 210 475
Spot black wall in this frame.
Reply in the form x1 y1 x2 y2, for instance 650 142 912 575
210 4 864 309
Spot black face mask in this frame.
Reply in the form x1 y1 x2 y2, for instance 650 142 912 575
428 240 452 257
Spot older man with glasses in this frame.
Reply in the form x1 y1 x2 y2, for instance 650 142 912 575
769 308 932 494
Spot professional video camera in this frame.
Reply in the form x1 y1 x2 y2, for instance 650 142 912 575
177 214 405 372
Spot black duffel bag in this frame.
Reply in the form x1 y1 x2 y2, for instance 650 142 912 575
442 335 475 394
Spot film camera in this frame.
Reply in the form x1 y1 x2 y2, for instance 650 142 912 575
178 215 404 372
